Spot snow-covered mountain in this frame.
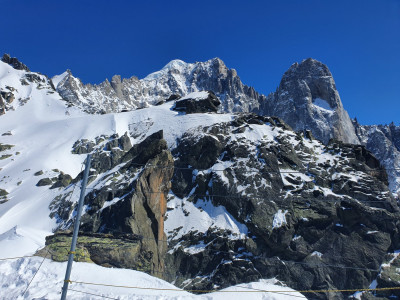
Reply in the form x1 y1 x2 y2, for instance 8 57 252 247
1 54 400 300
50 55 400 194
54 58 263 114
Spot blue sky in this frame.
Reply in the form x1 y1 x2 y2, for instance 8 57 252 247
1 0 399 125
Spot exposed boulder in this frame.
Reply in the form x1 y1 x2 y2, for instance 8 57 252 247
50 174 72 189
173 91 220 114
36 232 153 272
0 188 8 204
36 178 53 186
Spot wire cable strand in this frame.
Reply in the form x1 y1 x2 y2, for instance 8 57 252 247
21 249 49 297
0 255 36 261
68 288 120 300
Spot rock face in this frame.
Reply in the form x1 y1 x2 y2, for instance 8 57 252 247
1 54 30 72
36 232 153 272
172 91 221 114
49 131 174 276
259 58 359 145
162 114 399 299
54 58 264 114
354 120 400 196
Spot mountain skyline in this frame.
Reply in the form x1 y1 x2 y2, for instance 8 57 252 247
1 0 399 125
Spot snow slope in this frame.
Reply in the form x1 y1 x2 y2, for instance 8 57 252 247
0 257 305 299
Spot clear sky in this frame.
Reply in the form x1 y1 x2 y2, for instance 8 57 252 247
1 0 399 125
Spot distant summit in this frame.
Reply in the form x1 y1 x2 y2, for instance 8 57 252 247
260 57 359 144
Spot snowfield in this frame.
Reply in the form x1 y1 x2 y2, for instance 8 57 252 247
0 257 306 299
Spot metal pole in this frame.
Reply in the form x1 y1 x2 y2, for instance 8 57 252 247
61 154 91 300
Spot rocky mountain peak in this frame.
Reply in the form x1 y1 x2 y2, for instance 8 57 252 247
1 53 30 72
286 58 331 77
260 58 359 145
280 58 338 109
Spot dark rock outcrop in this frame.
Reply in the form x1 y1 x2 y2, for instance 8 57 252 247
0 188 8 204
50 174 72 189
173 91 220 114
49 130 174 276
36 231 154 272
1 54 30 72
36 178 53 186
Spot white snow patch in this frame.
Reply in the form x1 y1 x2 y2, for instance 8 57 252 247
313 98 333 111
165 195 248 241
292 235 301 241
272 210 288 229
51 71 69 87
180 91 209 101
311 251 323 258
184 241 208 254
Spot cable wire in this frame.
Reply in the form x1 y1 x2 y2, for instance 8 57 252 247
68 288 120 300
21 249 49 297
0 255 36 261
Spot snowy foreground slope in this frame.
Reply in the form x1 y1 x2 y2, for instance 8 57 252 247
0 257 305 299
